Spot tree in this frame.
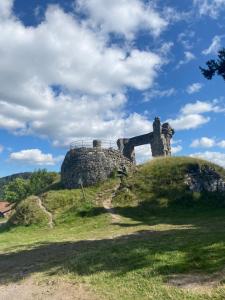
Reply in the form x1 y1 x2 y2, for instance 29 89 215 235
3 170 58 205
3 178 30 205
29 169 58 195
200 48 225 80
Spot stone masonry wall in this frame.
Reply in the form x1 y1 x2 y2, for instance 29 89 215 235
61 147 133 189
184 164 225 193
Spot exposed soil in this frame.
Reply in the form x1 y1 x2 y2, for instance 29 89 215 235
101 185 121 223
36 196 53 228
0 276 97 300
167 269 225 293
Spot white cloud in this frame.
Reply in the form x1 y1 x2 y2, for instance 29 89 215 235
143 87 176 102
0 2 163 146
202 35 222 55
135 144 152 164
190 151 225 168
191 137 225 149
218 140 225 148
191 137 215 148
0 0 13 18
176 51 196 69
9 149 63 165
181 100 223 115
76 0 168 39
0 145 4 153
177 31 195 50
168 114 209 130
167 100 224 131
186 83 203 94
194 0 225 18
171 145 183 154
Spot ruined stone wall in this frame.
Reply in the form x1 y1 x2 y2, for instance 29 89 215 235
61 147 133 189
184 165 225 193
117 117 175 162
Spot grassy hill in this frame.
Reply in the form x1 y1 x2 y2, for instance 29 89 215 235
1 157 225 299
113 156 225 209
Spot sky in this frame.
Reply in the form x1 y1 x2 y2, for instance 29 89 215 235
0 0 225 176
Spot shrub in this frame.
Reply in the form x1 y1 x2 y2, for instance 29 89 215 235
9 196 49 226
3 178 30 205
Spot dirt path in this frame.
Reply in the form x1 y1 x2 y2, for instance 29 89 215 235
36 196 53 228
0 276 97 300
102 186 121 223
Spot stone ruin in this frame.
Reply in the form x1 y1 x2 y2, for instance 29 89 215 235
117 117 175 163
61 117 175 188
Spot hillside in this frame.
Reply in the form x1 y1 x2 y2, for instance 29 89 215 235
113 156 225 209
1 157 225 300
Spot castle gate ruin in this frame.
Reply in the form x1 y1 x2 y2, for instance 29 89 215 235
117 117 175 163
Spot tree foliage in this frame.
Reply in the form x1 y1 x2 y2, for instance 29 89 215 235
3 178 30 205
3 169 58 205
200 48 225 80
29 169 58 195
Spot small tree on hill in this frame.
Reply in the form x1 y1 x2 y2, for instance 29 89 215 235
3 178 30 205
3 170 58 206
200 48 225 80
29 169 58 194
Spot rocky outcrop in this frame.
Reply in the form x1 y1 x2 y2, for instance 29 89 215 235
185 164 225 193
61 147 133 189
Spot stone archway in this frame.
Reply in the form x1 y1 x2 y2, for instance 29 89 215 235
117 117 174 164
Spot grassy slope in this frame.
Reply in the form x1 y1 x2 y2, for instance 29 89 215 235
0 157 225 299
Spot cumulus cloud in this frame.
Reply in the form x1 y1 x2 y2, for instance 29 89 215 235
0 0 13 18
168 114 209 130
191 137 215 148
191 138 225 149
194 0 225 18
135 144 152 164
186 83 203 94
76 0 168 39
171 145 183 154
0 2 163 146
181 100 223 115
9 149 63 165
202 35 222 55
190 151 225 168
218 140 225 148
167 100 224 131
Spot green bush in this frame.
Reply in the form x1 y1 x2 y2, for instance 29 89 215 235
3 169 58 205
9 196 49 226
3 178 30 205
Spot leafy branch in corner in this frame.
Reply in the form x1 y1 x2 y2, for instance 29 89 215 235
200 48 225 81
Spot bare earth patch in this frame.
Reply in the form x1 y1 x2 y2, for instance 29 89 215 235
0 276 97 300
167 269 225 293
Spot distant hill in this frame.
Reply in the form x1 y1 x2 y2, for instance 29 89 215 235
0 172 32 199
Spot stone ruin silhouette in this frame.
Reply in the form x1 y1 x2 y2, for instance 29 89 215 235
117 117 175 163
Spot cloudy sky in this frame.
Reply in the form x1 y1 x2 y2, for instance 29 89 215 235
0 0 225 176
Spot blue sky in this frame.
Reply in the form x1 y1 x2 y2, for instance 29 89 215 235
0 0 225 176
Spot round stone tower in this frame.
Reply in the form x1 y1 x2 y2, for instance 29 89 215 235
61 140 133 189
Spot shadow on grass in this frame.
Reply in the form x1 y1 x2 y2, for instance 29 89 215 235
1 220 225 285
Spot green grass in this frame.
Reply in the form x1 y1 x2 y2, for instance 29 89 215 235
113 156 225 208
0 157 225 299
